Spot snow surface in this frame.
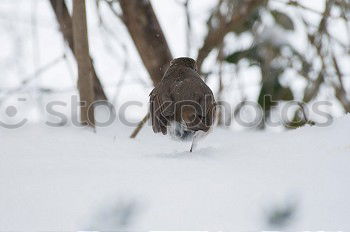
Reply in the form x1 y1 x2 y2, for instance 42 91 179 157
0 115 350 230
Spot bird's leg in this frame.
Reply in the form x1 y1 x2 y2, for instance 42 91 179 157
190 133 199 152
190 139 194 152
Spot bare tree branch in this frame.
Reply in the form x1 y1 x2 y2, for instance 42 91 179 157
196 0 264 71
184 0 192 56
332 53 350 112
300 0 332 103
0 54 65 105
175 0 192 56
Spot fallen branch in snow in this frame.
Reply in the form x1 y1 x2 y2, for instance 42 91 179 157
130 113 150 139
297 102 315 126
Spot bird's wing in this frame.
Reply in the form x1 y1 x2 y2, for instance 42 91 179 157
150 93 165 134
205 97 216 129
149 88 173 135
199 88 216 131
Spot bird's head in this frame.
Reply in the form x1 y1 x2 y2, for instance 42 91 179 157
170 57 198 71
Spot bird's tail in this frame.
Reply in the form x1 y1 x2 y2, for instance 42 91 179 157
168 121 195 141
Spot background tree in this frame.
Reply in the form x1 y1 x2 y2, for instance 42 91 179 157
117 0 173 85
72 0 95 127
49 0 108 102
104 0 267 135
1 0 349 131
224 0 350 128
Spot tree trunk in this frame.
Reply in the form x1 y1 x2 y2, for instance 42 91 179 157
49 0 108 101
119 0 173 84
72 0 95 127
118 0 172 138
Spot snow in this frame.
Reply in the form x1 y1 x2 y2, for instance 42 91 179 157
1 115 349 230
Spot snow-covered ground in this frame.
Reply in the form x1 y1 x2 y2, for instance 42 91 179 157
0 115 349 230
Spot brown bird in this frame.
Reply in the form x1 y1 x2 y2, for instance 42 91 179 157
149 57 216 152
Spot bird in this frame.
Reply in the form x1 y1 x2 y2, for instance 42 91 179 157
149 57 216 152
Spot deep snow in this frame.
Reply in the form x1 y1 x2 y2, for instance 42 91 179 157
0 115 349 230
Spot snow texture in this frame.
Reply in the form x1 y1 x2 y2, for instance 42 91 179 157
0 115 350 230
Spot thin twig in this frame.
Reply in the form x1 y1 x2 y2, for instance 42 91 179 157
130 113 150 139
0 54 65 104
272 0 341 19
175 0 192 56
105 0 124 21
331 52 350 112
